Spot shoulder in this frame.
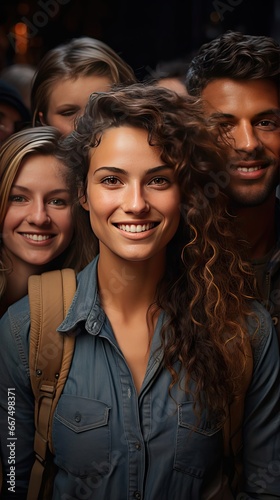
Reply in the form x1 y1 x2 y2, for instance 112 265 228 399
1 294 30 332
249 299 274 331
248 300 278 370
0 294 30 372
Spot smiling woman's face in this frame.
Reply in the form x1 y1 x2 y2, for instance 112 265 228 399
81 125 181 263
2 154 74 271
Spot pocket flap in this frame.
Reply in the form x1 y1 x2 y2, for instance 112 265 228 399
55 394 110 433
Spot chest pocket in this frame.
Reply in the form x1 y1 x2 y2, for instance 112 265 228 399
174 402 223 478
53 394 111 477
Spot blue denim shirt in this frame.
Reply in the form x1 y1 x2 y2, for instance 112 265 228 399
0 256 280 499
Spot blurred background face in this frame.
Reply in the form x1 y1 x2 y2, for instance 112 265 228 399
155 78 188 97
2 154 74 271
0 103 22 143
41 75 113 135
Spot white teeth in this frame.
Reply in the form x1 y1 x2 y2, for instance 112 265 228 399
236 166 260 172
22 233 51 241
118 223 155 233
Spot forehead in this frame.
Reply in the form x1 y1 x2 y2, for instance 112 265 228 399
89 126 161 171
48 75 112 108
201 78 280 116
14 154 67 183
156 78 188 96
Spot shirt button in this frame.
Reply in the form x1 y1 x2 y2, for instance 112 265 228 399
135 442 141 450
74 412 81 423
133 492 141 499
272 316 278 325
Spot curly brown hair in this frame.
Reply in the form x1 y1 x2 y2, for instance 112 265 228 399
186 30 280 96
58 83 256 421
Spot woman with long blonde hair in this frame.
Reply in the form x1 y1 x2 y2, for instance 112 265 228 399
0 126 96 316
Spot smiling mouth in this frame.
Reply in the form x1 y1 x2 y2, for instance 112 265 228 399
236 166 262 172
22 233 53 241
232 160 271 173
116 223 157 233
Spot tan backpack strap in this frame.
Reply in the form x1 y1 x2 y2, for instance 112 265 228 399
27 269 76 500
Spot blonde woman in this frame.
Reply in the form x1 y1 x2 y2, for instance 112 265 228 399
0 126 96 316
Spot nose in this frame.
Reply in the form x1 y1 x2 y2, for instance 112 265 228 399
122 184 149 214
233 121 262 154
25 201 51 226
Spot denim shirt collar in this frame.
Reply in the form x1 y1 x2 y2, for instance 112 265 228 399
58 256 105 336
57 255 166 364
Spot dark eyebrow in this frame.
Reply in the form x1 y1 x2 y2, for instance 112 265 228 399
254 109 280 119
209 109 280 120
93 165 173 175
208 112 234 120
56 104 80 111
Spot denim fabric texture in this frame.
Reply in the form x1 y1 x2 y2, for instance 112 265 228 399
0 257 280 499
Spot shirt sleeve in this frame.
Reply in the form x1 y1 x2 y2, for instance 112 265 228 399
241 303 280 499
0 301 35 499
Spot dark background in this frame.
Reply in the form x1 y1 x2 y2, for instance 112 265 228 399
0 0 278 79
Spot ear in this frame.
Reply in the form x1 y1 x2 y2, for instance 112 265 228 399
38 111 46 125
79 189 89 212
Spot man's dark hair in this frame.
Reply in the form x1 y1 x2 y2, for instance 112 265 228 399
186 31 280 96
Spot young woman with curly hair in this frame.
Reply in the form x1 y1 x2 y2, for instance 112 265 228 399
0 84 279 499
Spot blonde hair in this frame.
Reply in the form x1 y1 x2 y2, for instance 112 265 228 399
0 126 97 299
31 36 136 126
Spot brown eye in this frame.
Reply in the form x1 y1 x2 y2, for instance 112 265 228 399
102 176 121 185
149 177 170 187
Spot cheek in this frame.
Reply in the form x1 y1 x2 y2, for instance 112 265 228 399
1 209 18 235
169 209 181 234
170 193 183 230
267 138 280 156
257 132 280 151
86 193 115 237
47 114 73 135
164 190 181 217
87 189 116 215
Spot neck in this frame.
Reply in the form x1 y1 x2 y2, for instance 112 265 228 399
233 195 277 260
97 248 166 317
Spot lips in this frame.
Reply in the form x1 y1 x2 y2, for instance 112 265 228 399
231 160 271 172
116 222 157 233
236 166 261 172
21 233 53 241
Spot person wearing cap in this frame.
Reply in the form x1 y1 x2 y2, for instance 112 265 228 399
0 78 31 144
